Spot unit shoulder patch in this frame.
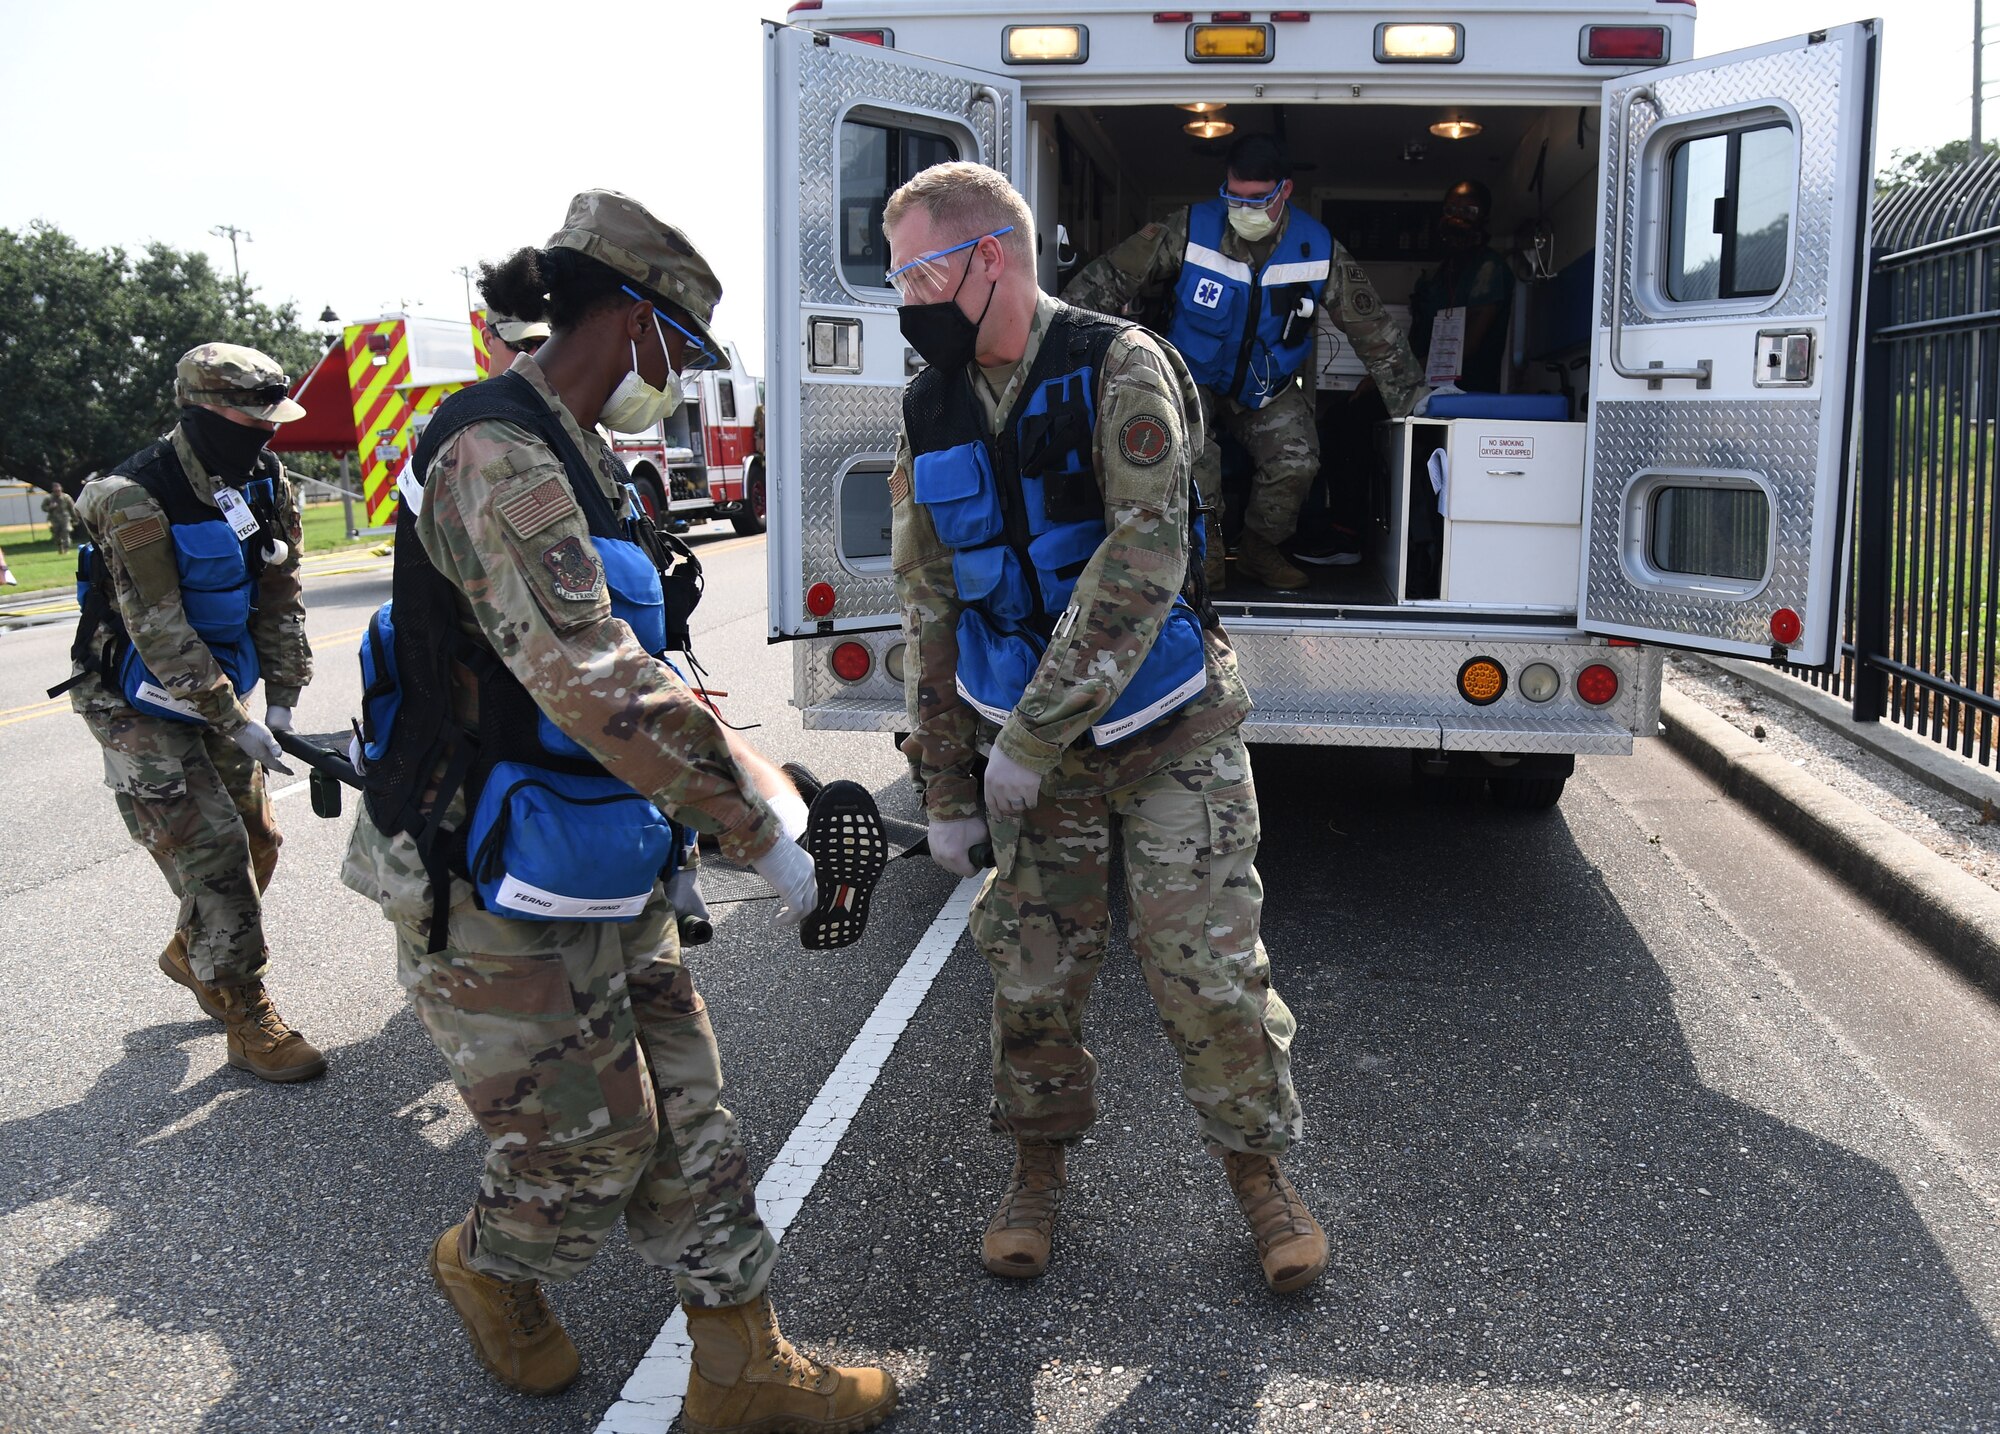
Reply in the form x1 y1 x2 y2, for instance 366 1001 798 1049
540 535 603 601
499 478 578 539
1118 414 1172 467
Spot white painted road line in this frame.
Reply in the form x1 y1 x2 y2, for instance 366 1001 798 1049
595 873 984 1434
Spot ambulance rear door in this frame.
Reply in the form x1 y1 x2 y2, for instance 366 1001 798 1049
765 22 1023 639
1580 21 1879 666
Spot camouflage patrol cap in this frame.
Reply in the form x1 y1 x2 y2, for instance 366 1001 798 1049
174 342 306 423
547 188 723 356
486 310 551 346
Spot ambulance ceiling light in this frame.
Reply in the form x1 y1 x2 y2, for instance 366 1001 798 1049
1429 117 1482 140
1185 117 1236 139
1177 101 1227 114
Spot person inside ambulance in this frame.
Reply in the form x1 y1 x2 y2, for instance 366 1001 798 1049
1062 132 1428 593
1409 179 1516 393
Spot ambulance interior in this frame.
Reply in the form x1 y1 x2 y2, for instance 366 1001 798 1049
1042 100 1606 611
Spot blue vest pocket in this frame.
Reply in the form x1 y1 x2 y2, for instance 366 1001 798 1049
359 602 402 764
467 761 677 922
953 608 1046 726
914 443 1005 549
598 536 668 656
1025 521 1106 615
1166 272 1242 381
1089 599 1208 746
951 544 1035 625
119 634 260 724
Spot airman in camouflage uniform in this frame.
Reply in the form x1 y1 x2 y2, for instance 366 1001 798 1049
1063 134 1426 592
66 343 323 1084
43 485 76 554
887 161 1326 1295
343 191 895 1429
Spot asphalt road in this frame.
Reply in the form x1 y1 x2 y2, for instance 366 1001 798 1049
1 529 1997 1434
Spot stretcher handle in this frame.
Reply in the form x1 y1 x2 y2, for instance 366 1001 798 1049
274 729 364 789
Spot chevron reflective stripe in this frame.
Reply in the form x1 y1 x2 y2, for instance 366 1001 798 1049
1183 242 1251 283
346 320 412 527
1260 259 1331 286
470 308 492 377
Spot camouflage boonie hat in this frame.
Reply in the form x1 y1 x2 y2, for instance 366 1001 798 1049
548 188 724 361
174 342 306 423
486 310 551 346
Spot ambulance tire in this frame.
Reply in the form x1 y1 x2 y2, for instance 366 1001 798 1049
1488 775 1567 811
733 459 767 536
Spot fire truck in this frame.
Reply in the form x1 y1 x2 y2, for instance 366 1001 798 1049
763 1 1878 808
285 314 767 536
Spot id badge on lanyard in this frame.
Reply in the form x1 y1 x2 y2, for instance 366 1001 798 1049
1426 306 1467 387
212 487 261 540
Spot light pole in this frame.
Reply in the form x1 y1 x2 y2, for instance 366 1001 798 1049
210 223 252 306
453 265 476 314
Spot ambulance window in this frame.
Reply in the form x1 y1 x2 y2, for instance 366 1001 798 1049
1666 122 1794 303
838 462 894 568
840 120 960 291
1648 482 1771 585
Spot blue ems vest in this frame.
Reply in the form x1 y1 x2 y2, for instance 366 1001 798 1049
57 440 272 724
902 305 1210 748
1164 199 1334 409
360 372 696 950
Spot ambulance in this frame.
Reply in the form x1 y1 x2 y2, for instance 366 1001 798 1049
763 1 1878 807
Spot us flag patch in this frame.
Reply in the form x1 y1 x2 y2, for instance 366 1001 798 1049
114 514 167 550
498 479 576 538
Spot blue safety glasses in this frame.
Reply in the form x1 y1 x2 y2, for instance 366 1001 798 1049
622 285 724 372
1217 181 1286 208
884 225 1016 298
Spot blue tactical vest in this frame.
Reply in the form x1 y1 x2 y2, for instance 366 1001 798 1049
57 439 272 724
902 305 1210 748
359 372 695 949
1164 199 1334 409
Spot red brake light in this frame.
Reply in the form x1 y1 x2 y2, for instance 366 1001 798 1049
831 641 872 683
1271 9 1310 19
787 0 823 12
806 582 837 618
1153 10 1194 19
1606 637 1641 648
829 28 890 45
1582 25 1668 63
1577 664 1620 706
1212 10 1251 20
1769 608 1803 646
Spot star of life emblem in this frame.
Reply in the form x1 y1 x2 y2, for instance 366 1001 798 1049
1193 277 1225 309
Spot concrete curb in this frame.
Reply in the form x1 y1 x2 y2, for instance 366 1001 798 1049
1659 688 2000 990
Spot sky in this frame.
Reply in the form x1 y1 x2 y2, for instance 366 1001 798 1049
0 0 1978 377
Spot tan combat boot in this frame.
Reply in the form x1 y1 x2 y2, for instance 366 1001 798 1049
157 932 225 1021
1222 1151 1328 1293
982 1140 1066 1279
212 981 327 1083
1234 531 1309 591
428 1221 580 1394
682 1295 897 1434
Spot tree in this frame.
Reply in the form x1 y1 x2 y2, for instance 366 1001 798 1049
0 222 319 494
1876 138 2000 197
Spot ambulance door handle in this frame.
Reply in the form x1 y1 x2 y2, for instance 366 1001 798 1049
1606 85 1713 392
1485 470 1527 477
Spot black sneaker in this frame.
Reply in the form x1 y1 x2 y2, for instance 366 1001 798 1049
797 780 890 950
780 761 825 806
1289 529 1363 568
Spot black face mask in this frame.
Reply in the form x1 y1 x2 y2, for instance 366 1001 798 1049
898 251 998 371
180 406 270 480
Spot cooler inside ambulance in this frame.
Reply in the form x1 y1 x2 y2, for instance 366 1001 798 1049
767 3 1877 771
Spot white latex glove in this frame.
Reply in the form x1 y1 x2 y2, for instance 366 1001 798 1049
751 838 817 927
265 704 293 732
230 719 293 773
346 731 368 776
983 748 1043 819
927 815 989 879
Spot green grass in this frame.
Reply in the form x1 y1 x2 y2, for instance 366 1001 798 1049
0 502 379 597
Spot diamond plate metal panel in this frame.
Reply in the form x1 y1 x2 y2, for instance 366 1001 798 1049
1585 399 1821 646
1603 37 1846 326
794 629 1658 753
794 44 1010 308
797 384 902 624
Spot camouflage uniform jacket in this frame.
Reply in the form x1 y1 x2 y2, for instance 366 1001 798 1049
344 354 781 920
70 426 312 730
891 292 1253 822
1062 204 1429 417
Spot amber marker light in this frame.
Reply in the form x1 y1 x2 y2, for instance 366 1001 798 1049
1458 657 1507 706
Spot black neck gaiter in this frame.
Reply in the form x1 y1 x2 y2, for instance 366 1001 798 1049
180 406 270 481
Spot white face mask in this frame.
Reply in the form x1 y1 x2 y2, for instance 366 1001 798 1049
1227 203 1280 243
601 312 683 433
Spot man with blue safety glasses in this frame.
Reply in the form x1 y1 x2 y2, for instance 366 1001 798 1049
1065 132 1429 592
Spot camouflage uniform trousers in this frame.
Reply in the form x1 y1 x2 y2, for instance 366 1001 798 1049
395 888 778 1304
1193 380 1321 549
82 705 278 986
970 730 1302 1156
